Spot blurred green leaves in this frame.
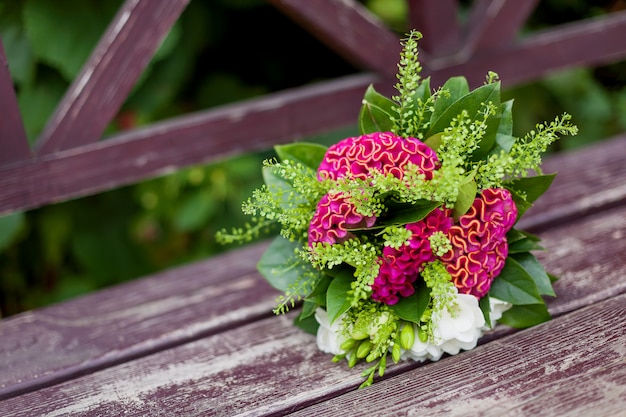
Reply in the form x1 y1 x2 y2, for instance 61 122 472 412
0 213 24 251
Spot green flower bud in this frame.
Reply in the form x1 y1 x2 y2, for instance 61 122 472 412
400 324 415 350
418 326 428 343
392 343 401 363
332 354 345 363
351 328 369 340
356 339 372 359
378 354 387 377
348 353 358 368
366 351 379 363
340 338 357 351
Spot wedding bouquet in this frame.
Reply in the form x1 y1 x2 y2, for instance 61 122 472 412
217 31 577 388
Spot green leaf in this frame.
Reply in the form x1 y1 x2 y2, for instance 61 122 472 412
506 173 557 204
497 99 514 137
426 82 501 160
507 188 534 219
423 132 443 151
427 82 500 136
308 274 333 307
506 228 525 244
488 257 544 305
257 237 317 292
452 177 477 219
389 280 430 324
512 252 555 297
294 312 319 335
262 165 307 208
508 238 544 253
495 100 516 152
507 228 540 243
299 299 318 320
358 84 397 134
432 76 469 116
0 212 25 251
507 228 544 253
23 0 120 80
498 303 551 328
326 268 354 324
1 21 36 87
274 142 328 171
18 76 68 142
479 294 492 328
378 200 441 226
173 192 216 232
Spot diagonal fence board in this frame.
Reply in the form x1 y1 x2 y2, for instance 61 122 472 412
0 39 30 164
35 0 189 154
269 0 401 78
0 134 623 401
0 203 624 416
0 199 624 413
462 0 541 53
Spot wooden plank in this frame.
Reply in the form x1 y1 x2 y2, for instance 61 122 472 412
268 0 401 78
292 295 626 417
0 133 623 400
426 10 626 88
463 0 540 52
0 73 379 215
408 0 461 55
0 242 278 400
1 203 624 416
0 38 30 165
35 0 189 155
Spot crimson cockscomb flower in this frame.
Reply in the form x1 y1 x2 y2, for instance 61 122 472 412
441 188 517 298
317 131 439 181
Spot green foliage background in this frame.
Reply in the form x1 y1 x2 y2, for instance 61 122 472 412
1 0 625 317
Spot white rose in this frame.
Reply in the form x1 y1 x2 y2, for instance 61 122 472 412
435 292 485 355
314 308 347 355
404 290 499 361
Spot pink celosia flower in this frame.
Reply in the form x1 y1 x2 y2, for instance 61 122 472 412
308 193 376 247
441 188 517 298
371 208 453 304
317 132 439 181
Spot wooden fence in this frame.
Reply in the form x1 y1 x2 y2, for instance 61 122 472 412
1 0 626 217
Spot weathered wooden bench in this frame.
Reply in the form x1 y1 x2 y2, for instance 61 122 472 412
1 1 625 416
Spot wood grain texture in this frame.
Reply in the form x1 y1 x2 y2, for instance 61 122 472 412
269 0 401 78
0 38 30 165
35 0 189 154
1 204 624 416
0 73 380 215
0 242 277 400
292 294 626 417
